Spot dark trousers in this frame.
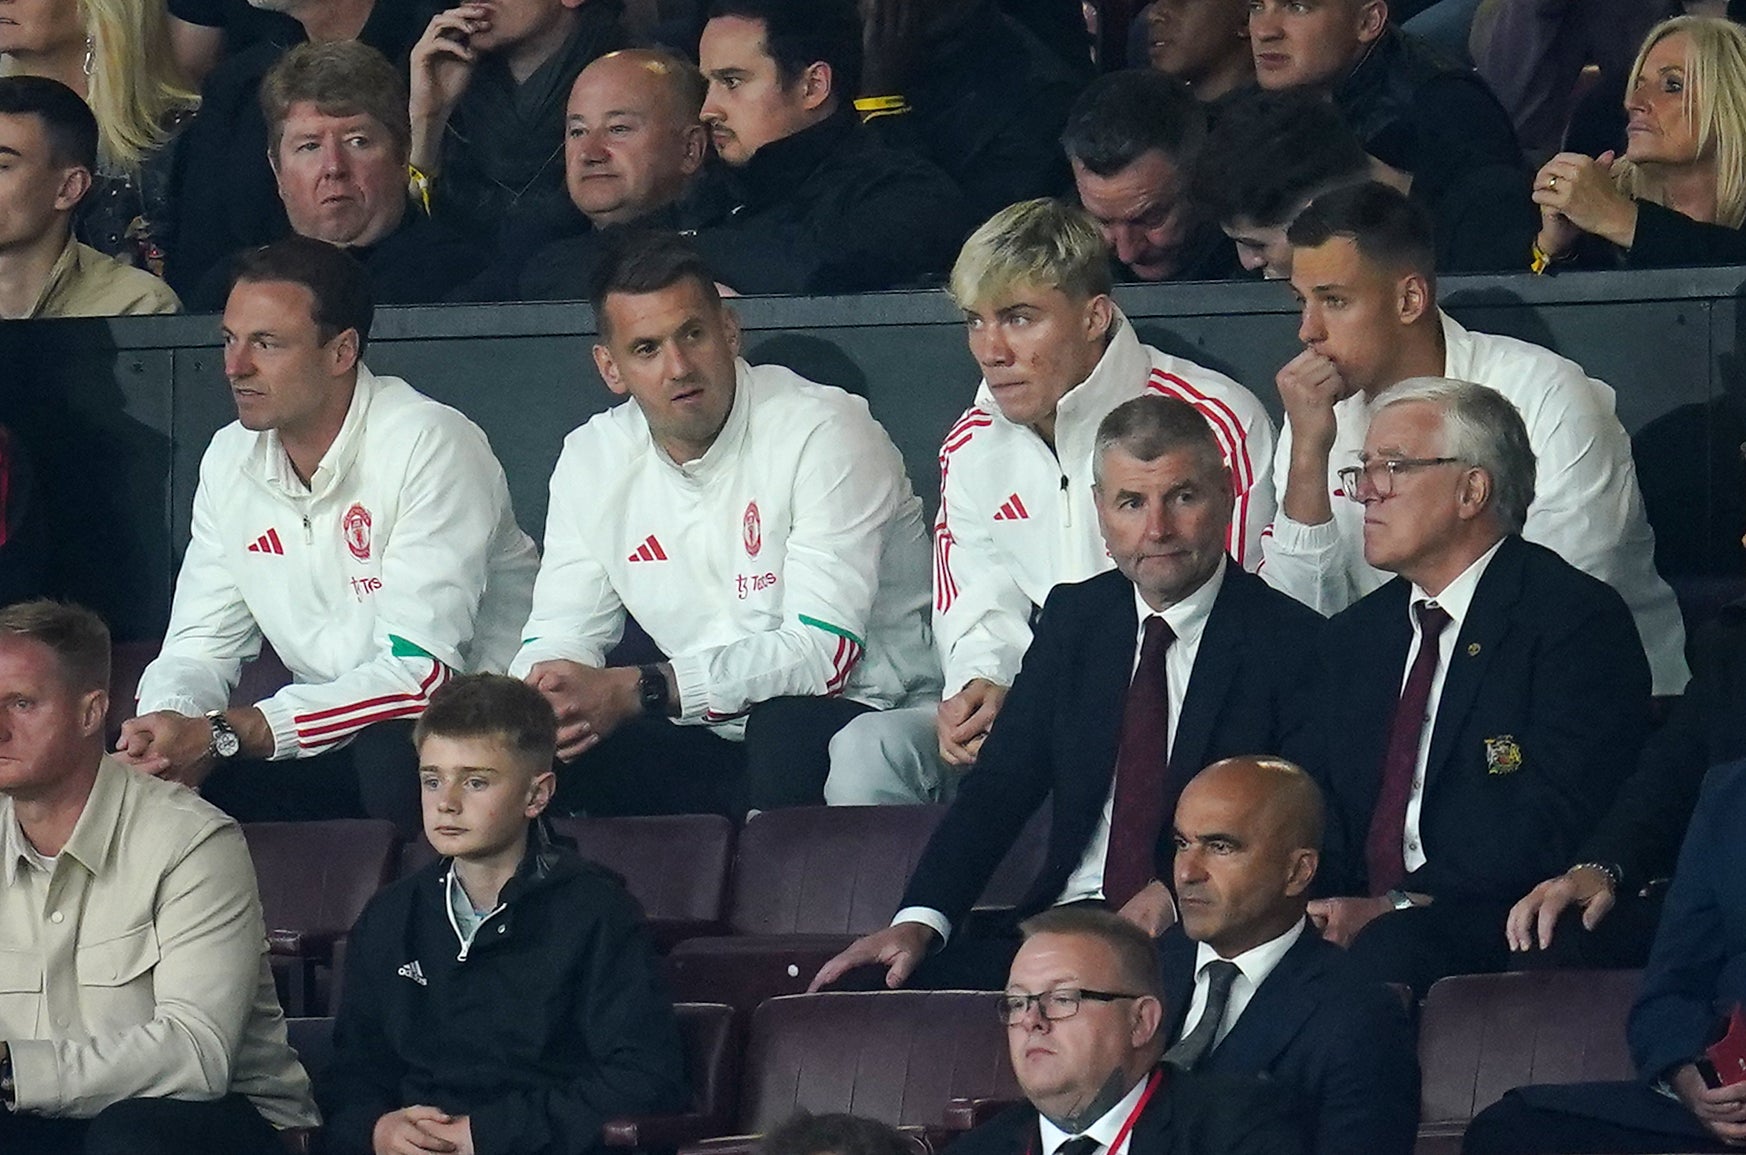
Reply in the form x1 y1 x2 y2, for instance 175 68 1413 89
552 696 875 819
1346 890 1664 997
201 719 421 838
0 1093 283 1155
1464 1086 1733 1154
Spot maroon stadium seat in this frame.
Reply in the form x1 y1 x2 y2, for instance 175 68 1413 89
242 819 401 1016
678 990 1019 1155
603 1003 740 1149
666 806 1051 1014
1415 969 1642 1155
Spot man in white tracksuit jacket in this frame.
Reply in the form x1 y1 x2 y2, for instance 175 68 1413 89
1263 183 1687 695
511 231 937 816
120 238 539 834
825 198 1278 805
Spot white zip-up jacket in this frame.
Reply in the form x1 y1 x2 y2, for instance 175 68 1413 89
510 359 940 732
933 314 1277 696
136 368 541 757
1259 310 1689 694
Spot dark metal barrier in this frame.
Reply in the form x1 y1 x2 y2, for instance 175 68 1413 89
4 266 1743 640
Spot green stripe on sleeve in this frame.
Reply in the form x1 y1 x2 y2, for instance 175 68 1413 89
797 615 865 648
389 634 438 659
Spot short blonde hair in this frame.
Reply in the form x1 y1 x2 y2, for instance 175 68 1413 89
80 0 198 175
948 198 1114 310
1613 16 1746 229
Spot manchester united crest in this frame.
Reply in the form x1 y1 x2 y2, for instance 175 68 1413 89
742 500 762 558
1483 735 1522 775
343 502 373 561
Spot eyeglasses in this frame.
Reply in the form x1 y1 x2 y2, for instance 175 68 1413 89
997 988 1145 1025
1336 457 1462 501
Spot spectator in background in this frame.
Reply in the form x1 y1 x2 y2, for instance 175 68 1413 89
1261 182 1688 699
0 0 199 274
1132 0 1255 105
0 77 181 318
168 0 302 86
317 674 688 1155
511 48 708 301
1061 70 1239 282
0 600 320 1155
120 238 539 837
166 0 427 300
188 41 485 309
1191 89 1537 276
855 0 1090 224
512 232 939 816
1532 16 1746 270
408 0 626 249
1247 0 1523 197
688 0 970 293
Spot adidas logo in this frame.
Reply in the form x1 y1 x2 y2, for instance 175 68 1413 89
992 494 1030 521
246 528 285 555
397 960 427 986
627 535 669 563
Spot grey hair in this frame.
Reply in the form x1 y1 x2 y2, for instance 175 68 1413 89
1376 377 1536 533
1091 393 1230 489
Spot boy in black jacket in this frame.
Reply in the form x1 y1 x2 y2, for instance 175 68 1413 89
318 674 688 1155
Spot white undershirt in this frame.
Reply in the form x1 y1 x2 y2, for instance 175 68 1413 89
1175 917 1306 1050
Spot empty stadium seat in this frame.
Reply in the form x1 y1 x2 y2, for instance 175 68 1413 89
666 806 1048 1013
243 819 402 1016
678 990 1019 1155
603 1003 739 1149
1415 969 1642 1155
400 814 736 952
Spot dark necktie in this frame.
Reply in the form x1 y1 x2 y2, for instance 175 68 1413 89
1365 601 1453 895
1103 616 1176 910
1054 1135 1102 1155
1165 959 1241 1070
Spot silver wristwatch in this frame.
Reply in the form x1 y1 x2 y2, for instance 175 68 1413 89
206 711 241 759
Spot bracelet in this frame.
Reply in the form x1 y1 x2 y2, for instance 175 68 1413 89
1529 243 1554 275
853 94 912 122
1569 862 1622 892
407 164 433 216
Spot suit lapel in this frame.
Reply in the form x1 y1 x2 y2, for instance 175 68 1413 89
1352 581 1414 812
1204 929 1325 1073
1169 564 1244 781
1424 538 1521 789
1159 931 1199 1041
1058 576 1141 857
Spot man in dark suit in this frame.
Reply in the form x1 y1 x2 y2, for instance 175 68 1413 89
1463 758 1746 1154
1305 377 1652 995
951 906 1304 1155
811 393 1322 992
1163 757 1419 1155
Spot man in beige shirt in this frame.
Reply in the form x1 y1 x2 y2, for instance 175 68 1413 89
0 77 181 320
0 600 317 1154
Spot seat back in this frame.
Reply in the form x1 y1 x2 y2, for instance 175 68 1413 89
676 1003 740 1127
738 991 1018 1133
242 819 402 945
284 1016 336 1083
1418 969 1642 1135
550 815 735 946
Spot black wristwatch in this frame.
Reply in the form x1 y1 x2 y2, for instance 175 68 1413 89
637 665 670 717
206 711 241 759
1 1041 16 1111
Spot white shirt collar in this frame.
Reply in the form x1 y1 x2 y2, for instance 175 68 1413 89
1408 537 1506 628
1131 555 1227 646
1191 915 1306 985
1036 1067 1154 1155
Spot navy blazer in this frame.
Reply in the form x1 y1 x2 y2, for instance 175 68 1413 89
1160 926 1419 1155
948 1067 1305 1155
1313 535 1651 901
899 563 1324 928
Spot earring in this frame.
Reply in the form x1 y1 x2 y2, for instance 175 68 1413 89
83 34 94 77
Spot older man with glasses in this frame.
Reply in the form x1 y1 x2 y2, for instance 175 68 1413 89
948 905 1304 1155
1303 377 1653 997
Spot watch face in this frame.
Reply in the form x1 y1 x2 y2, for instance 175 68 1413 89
215 730 241 758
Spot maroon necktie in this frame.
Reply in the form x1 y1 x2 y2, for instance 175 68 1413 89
1365 601 1453 895
1104 616 1175 910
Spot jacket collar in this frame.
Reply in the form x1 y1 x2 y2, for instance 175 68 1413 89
3 755 127 886
247 364 384 499
724 108 859 210
640 357 755 482
975 309 1151 466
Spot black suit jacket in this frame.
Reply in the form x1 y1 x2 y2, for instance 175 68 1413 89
949 1067 1305 1155
1313 535 1651 901
1160 927 1419 1155
901 563 1323 928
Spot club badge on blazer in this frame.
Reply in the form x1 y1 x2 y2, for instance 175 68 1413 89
1484 735 1522 775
